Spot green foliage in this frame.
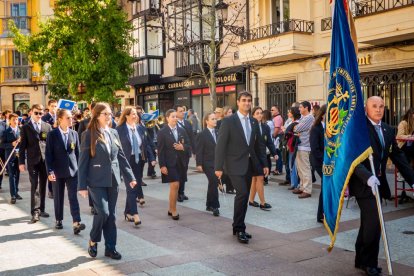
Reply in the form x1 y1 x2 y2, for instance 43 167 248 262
10 0 134 102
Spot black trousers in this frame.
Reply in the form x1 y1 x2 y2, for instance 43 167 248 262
315 166 323 221
53 176 81 222
89 181 118 251
147 149 156 176
204 166 220 209
228 159 253 232
125 155 145 215
355 196 381 268
178 157 189 196
29 160 48 215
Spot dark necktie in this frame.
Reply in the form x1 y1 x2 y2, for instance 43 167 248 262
374 125 385 148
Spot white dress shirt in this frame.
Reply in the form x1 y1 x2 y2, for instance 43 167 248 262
237 111 251 145
127 123 142 155
58 127 69 146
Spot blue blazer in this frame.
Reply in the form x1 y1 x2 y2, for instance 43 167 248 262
157 125 190 168
42 113 56 128
261 123 277 156
195 128 217 169
1 126 20 161
178 120 195 155
115 123 155 162
45 128 79 178
78 128 135 190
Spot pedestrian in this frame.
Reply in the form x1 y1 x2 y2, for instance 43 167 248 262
270 105 284 175
397 107 414 166
2 113 22 203
285 107 301 191
249 107 277 210
262 109 274 185
215 91 268 244
173 104 194 202
45 109 85 234
350 96 414 275
157 109 191 220
187 109 200 136
19 104 52 223
310 105 326 223
196 112 220 216
292 101 314 199
116 106 156 226
78 102 136 260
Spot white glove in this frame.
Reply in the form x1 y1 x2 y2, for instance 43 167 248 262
367 176 381 196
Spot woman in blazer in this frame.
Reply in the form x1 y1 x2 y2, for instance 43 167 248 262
116 106 156 226
249 107 277 210
310 105 326 223
78 103 136 260
196 112 220 216
45 109 85 233
2 113 21 204
157 109 190 220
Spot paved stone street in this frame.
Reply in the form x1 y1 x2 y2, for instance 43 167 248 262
1 160 414 275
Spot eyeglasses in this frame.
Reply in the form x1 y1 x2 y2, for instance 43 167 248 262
33 111 43 116
100 112 113 117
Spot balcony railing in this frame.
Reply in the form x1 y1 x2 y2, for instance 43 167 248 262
3 66 32 82
352 0 414 16
2 16 31 33
321 17 332 31
244 19 314 41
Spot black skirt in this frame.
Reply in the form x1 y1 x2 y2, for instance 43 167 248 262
161 160 187 183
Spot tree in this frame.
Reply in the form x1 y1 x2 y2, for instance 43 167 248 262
10 0 134 102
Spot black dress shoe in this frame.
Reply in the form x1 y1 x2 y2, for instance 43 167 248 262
233 230 252 239
172 213 180 220
48 192 53 199
31 212 40 223
73 222 86 234
91 207 97 215
206 206 214 212
183 195 189 200
141 181 147 186
355 264 382 275
212 208 220 217
260 203 272 210
151 174 157 179
226 190 236 194
235 232 249 244
55 221 63 229
177 195 184 202
16 194 23 200
40 211 50 218
105 249 122 260
249 201 259 207
10 197 16 204
88 241 97 258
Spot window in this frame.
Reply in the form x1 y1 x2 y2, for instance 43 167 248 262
131 16 163 58
267 80 296 117
13 50 29 66
132 0 160 16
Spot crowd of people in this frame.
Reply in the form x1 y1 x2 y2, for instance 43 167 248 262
0 93 413 276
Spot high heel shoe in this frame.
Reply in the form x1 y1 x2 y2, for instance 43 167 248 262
124 214 134 222
168 211 179 220
133 214 142 227
139 199 146 206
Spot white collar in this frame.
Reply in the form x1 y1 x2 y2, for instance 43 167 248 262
11 125 18 131
368 117 381 127
207 127 215 132
237 111 249 120
59 126 69 135
100 126 110 133
31 119 41 126
169 125 177 131
126 122 136 130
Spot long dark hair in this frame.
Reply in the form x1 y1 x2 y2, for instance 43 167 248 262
313 104 327 127
118 106 140 126
402 107 414 135
262 110 272 121
88 103 110 157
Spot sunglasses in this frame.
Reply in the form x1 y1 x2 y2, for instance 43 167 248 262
33 111 43 116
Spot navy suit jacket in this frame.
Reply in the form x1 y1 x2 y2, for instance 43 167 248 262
215 113 267 175
177 119 195 155
115 123 155 162
1 126 20 161
19 120 52 166
157 125 190 168
45 128 79 178
261 123 277 157
78 128 135 190
196 128 217 169
42 112 56 128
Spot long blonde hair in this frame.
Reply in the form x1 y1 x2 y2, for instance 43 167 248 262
118 106 139 126
87 102 110 157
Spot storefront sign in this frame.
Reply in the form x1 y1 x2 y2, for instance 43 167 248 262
138 72 244 94
319 54 372 71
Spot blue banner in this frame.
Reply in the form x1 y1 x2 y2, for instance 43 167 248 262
323 0 372 251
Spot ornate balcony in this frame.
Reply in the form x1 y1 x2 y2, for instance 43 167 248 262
3 66 32 82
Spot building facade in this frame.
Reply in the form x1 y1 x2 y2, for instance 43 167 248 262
0 0 54 113
239 0 414 126
123 0 248 118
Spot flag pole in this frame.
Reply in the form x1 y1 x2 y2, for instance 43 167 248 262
368 154 393 275
0 141 20 175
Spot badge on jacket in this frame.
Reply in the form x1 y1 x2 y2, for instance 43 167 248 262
41 132 47 140
114 138 121 147
70 142 76 150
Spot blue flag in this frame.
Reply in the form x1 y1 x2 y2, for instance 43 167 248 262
57 99 76 111
323 0 372 251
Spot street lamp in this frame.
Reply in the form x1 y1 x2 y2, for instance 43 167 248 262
215 1 245 39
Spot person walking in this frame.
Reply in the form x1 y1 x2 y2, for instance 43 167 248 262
45 109 85 233
78 103 136 260
215 91 268 244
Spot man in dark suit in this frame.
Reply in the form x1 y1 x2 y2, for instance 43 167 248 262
0 110 12 189
174 104 195 202
349 96 414 276
215 91 268 244
19 104 52 223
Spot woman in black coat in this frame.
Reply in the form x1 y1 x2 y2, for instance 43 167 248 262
249 107 277 210
310 104 326 223
196 112 220 216
157 109 191 220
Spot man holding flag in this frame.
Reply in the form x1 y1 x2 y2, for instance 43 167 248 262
323 1 414 276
